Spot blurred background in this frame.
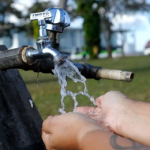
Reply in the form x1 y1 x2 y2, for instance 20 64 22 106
1 0 150 119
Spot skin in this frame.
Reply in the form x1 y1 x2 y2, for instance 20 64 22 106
42 91 150 149
77 91 150 146
42 112 150 150
42 113 101 150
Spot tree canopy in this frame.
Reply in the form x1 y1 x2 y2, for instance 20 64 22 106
75 0 102 58
0 0 23 37
0 0 53 40
74 0 150 58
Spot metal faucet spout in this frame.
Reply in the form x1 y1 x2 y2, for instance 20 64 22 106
42 47 60 58
26 46 60 63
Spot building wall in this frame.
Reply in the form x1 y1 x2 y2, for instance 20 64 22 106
0 29 117 53
0 32 36 49
59 29 84 53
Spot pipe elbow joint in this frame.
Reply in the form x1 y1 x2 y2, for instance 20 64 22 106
23 46 64 65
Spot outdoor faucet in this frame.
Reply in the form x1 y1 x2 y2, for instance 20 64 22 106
0 8 134 82
25 8 70 65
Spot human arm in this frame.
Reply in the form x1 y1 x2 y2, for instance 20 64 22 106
80 130 150 150
42 112 150 150
77 91 150 146
117 99 150 146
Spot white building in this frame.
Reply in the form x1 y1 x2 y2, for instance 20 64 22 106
0 17 118 56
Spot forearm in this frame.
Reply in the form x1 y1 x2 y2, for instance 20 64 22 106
118 100 150 146
79 130 150 150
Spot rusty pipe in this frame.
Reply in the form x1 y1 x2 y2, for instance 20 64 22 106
96 69 134 82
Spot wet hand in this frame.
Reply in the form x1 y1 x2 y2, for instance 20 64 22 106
77 91 133 134
42 112 101 150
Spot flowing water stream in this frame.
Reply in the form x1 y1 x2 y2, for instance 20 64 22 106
52 58 96 114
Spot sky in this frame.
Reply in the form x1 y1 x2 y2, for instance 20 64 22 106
112 13 150 52
13 0 150 52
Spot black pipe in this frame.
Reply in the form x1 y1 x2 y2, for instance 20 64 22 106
0 46 134 81
49 31 59 50
0 46 27 70
0 46 101 80
18 60 101 80
73 62 101 80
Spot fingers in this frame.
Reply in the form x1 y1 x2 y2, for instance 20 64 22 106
77 107 101 120
42 131 51 144
42 116 54 134
42 131 54 150
76 107 96 115
96 95 104 107
47 116 53 119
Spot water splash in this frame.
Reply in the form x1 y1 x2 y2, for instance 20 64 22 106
52 58 96 114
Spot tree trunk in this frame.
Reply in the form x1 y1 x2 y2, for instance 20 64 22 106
120 32 126 57
105 29 112 58
58 0 67 9
54 0 68 47
107 42 112 58
102 18 112 58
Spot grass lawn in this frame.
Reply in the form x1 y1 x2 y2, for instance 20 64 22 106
19 56 150 119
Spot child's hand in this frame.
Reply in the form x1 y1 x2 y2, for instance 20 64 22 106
42 112 101 150
77 91 133 134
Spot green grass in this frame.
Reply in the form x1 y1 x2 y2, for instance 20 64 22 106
19 56 150 119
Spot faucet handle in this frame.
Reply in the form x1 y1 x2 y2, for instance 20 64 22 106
44 8 70 33
30 11 52 21
30 11 52 37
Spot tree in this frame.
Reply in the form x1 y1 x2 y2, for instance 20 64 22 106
0 0 54 40
58 0 68 9
98 0 150 58
74 0 101 59
73 0 150 58
0 0 23 38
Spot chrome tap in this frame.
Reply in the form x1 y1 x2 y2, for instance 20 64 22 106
0 8 134 82
25 8 70 65
45 8 70 33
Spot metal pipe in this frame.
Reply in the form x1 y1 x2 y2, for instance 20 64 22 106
49 31 59 50
96 69 134 82
0 46 134 82
25 47 60 62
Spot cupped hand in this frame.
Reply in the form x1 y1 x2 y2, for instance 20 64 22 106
42 112 101 150
77 91 133 134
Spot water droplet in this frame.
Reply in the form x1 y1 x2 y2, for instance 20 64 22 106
58 108 66 114
37 71 40 89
